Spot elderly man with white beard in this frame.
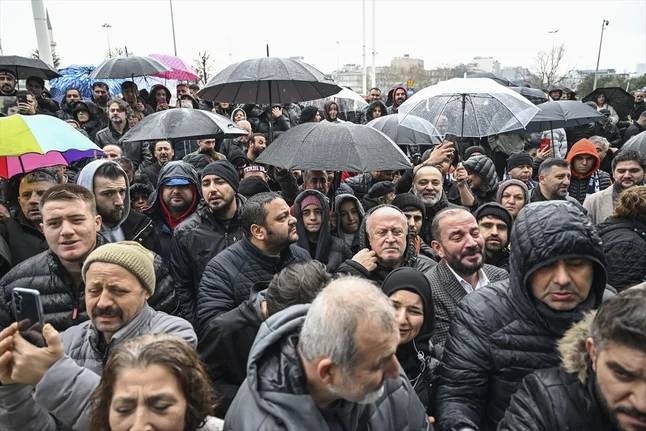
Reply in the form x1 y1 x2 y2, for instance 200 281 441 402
411 165 459 244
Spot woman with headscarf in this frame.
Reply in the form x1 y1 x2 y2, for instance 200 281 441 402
496 179 529 219
231 107 247 123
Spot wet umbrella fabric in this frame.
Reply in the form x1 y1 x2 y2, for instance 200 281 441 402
301 87 368 118
255 122 411 172
525 101 604 132
623 131 646 155
89 56 169 79
119 108 248 142
582 87 633 121
398 78 539 138
0 149 101 179
149 53 199 81
510 87 548 105
49 65 125 102
466 72 513 87
367 114 441 156
0 55 60 80
197 57 341 104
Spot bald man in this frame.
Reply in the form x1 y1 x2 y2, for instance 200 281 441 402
336 205 436 283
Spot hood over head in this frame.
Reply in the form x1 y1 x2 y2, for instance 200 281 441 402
333 193 365 237
390 85 408 108
230 107 247 121
323 100 341 121
147 84 171 107
566 138 601 179
496 179 529 205
144 161 200 225
463 154 499 192
294 189 333 263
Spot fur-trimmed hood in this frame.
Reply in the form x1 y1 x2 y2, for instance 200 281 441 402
558 311 596 383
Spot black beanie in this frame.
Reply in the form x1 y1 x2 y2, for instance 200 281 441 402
473 202 513 229
238 176 271 198
201 160 240 191
464 146 487 160
506 152 534 172
366 181 395 198
392 192 426 217
381 267 434 336
299 106 320 123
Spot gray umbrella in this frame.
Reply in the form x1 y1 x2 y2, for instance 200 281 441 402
89 56 169 79
525 101 604 132
622 131 646 155
119 108 248 143
197 57 341 104
367 114 441 156
0 55 60 79
255 122 411 172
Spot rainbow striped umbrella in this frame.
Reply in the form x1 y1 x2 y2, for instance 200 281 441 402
0 114 101 157
0 149 102 179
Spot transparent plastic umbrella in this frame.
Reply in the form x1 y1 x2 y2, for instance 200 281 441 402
366 114 441 156
398 78 539 138
301 87 368 117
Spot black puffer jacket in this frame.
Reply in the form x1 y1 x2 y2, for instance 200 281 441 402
0 213 47 276
435 201 608 431
0 237 179 331
170 197 245 323
336 205 437 284
196 237 310 335
598 216 646 291
294 190 352 271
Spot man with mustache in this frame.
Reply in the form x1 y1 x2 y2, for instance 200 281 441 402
427 208 508 348
139 140 175 186
474 203 513 271
197 192 310 335
500 287 646 431
171 160 245 323
0 241 195 430
0 69 17 96
411 165 458 243
436 201 610 431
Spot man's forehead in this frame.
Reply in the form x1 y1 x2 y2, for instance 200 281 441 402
442 213 476 231
479 215 507 227
42 199 92 217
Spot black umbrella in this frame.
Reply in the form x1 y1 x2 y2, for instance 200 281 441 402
255 122 411 172
510 87 548 105
623 131 646 155
0 55 60 79
119 108 248 143
525 101 604 132
582 87 633 121
197 57 341 105
466 72 513 87
366 114 441 156
89 56 169 79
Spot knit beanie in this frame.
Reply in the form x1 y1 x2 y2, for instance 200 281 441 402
201 160 240 191
238 176 271 198
506 152 534 171
473 202 513 229
300 194 322 211
495 179 529 205
392 192 426 217
464 146 487 160
82 241 156 295
366 181 396 198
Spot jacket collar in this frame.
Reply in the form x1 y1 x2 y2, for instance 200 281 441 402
88 303 155 353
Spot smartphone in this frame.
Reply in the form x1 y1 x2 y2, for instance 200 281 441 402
11 288 46 347
17 94 28 104
539 138 551 152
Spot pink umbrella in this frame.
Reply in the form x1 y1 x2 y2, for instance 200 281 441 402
149 53 199 81
0 149 102 179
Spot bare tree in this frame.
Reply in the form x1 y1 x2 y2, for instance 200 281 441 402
194 51 214 85
32 49 61 68
531 44 566 89
107 47 126 58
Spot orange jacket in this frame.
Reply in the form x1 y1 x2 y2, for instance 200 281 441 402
566 138 601 179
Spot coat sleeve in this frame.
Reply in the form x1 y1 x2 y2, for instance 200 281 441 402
435 301 493 430
197 257 235 336
497 373 553 431
33 355 101 430
0 276 14 328
0 384 58 430
273 169 299 206
169 233 198 322
148 254 181 318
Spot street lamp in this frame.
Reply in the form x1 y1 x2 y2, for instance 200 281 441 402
593 19 609 91
102 23 112 56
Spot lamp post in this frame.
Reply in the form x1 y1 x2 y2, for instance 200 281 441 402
102 23 112 56
169 0 178 56
593 19 609 91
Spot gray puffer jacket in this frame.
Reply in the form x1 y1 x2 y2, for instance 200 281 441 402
0 304 195 430
224 304 430 430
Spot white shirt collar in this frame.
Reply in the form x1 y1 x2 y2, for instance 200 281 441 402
446 264 490 294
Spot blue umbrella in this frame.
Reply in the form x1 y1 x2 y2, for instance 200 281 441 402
49 65 125 102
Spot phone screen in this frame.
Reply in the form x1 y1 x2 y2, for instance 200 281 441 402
12 288 46 347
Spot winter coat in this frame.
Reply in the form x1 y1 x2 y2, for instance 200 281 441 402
597 216 646 291
170 198 245 323
429 260 508 350
435 201 609 431
294 190 352 271
345 173 379 200
0 212 47 276
72 101 103 141
336 205 437 284
144 161 201 261
198 288 265 418
94 122 152 170
498 314 615 431
582 183 617 225
0 236 179 331
623 121 645 142
196 237 310 335
223 304 430 431
147 84 171 110
566 138 611 204
333 193 365 254
419 193 459 244
251 107 290 142
387 85 408 114
0 303 195 431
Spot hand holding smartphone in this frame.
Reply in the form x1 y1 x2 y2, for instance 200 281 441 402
11 288 46 347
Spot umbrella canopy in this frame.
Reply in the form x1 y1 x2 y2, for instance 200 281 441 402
301 87 368 115
398 78 539 138
367 114 441 145
149 54 199 81
525 101 604 132
582 87 633 120
623 131 646 155
0 114 100 156
466 72 513 87
255 122 411 172
120 108 248 143
89 56 169 79
49 64 125 102
510 86 548 105
0 149 101 179
197 57 341 104
0 55 60 80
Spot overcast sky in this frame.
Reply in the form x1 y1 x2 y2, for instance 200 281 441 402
1 0 644 76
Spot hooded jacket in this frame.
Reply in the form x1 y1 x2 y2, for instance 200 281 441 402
0 303 195 431
436 201 609 431
170 196 246 323
333 193 365 253
72 101 103 141
223 304 430 430
498 314 617 431
322 100 345 123
566 138 611 204
336 205 437 284
597 216 646 292
144 161 201 261
387 85 408 114
147 84 171 110
294 190 352 271
0 211 47 275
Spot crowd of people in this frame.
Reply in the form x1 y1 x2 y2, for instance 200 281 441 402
0 65 645 431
